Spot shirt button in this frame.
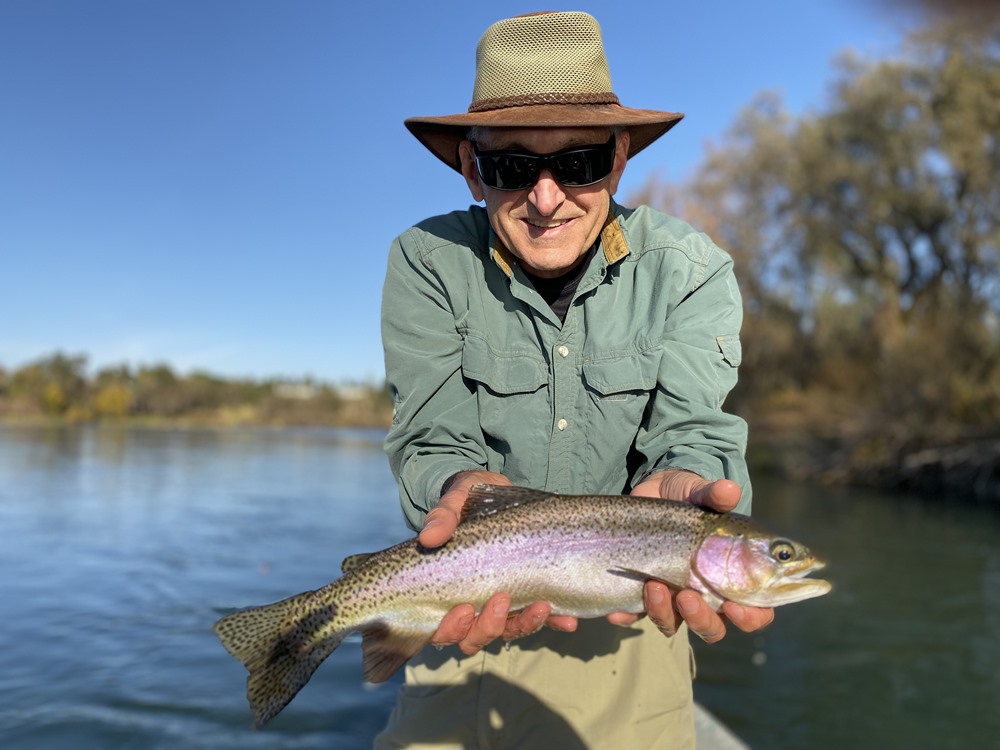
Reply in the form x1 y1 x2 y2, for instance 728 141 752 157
557 418 568 431
557 345 569 358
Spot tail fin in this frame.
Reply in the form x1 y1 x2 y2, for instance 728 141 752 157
213 591 346 728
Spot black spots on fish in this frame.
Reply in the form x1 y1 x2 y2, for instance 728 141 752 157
286 602 340 655
416 541 451 556
213 591 317 664
245 637 331 729
341 552 375 573
213 591 352 728
463 484 554 520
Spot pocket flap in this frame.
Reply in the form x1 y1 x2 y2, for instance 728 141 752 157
582 351 659 395
461 336 548 395
716 335 742 367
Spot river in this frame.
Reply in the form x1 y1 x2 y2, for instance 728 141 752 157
0 425 996 749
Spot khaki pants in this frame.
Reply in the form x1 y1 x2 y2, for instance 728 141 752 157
375 618 695 750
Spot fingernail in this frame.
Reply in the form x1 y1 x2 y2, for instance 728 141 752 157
727 603 745 620
647 585 665 606
492 598 509 616
677 594 699 615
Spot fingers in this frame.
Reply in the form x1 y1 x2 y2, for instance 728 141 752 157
693 479 742 513
673 590 728 643
722 601 775 633
418 502 461 549
419 470 512 549
430 593 511 655
429 603 477 646
502 601 553 641
606 611 643 627
544 614 579 633
632 470 742 512
430 596 577 656
672 591 775 642
644 581 682 637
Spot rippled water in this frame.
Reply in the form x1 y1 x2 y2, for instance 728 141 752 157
1 425 997 749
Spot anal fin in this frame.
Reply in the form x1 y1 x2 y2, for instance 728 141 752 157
361 623 431 683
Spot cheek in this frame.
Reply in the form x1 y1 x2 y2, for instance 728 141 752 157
692 536 736 587
484 194 523 238
693 537 769 593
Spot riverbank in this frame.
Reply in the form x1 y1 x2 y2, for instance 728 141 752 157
747 414 1000 505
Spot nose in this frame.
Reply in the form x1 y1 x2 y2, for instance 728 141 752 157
528 168 565 216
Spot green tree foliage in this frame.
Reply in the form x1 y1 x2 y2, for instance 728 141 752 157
0 354 392 427
635 21 1000 486
7 352 89 416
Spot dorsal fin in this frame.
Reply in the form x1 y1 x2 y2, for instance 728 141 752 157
340 552 375 574
461 484 555 521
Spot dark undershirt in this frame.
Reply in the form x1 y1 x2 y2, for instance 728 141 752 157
439 246 598 497
522 246 596 324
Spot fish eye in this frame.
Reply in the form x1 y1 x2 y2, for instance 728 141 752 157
770 541 796 562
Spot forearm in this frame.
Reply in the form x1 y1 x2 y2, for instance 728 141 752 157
632 248 751 513
382 234 488 529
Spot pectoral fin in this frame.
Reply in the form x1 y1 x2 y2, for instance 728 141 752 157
361 624 431 684
607 566 660 583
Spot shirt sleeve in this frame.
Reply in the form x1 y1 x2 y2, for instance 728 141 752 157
631 242 752 514
381 229 487 530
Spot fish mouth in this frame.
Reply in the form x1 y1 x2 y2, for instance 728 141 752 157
772 576 832 599
761 560 832 605
733 559 832 608
787 558 827 579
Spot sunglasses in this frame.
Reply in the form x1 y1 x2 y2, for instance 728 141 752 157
473 134 617 191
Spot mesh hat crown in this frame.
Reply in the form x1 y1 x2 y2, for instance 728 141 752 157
405 11 683 172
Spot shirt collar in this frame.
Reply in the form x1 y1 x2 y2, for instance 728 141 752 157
490 203 631 278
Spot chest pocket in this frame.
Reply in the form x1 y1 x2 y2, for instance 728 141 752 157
461 335 549 394
461 335 549 450
582 349 659 431
582 349 660 397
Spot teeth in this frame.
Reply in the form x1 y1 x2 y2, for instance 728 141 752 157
528 220 565 228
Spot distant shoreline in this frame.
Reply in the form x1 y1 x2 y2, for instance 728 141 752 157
4 414 997 505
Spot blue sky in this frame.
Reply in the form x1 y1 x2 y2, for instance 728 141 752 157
1 1 922 383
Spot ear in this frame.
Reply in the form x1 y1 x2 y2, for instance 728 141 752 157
607 129 630 197
458 141 485 202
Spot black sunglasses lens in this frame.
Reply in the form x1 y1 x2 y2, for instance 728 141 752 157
550 147 615 186
475 137 616 190
478 153 539 190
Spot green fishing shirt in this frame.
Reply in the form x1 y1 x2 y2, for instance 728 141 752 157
382 201 750 530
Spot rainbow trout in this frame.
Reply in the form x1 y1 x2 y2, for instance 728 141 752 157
213 484 831 727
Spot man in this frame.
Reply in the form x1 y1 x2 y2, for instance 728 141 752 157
378 11 773 748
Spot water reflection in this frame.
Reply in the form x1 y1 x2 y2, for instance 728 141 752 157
693 474 1000 749
1 426 998 749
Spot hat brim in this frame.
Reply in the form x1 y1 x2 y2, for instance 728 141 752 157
405 103 683 172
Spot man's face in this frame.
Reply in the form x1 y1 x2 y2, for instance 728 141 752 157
458 127 630 279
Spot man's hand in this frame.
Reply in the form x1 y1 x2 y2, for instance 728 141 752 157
631 469 742 512
610 470 776 642
421 471 577 654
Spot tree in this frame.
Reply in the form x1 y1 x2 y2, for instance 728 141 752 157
637 21 1000 446
8 353 89 416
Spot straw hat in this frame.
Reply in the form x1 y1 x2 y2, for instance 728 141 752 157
405 11 684 172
